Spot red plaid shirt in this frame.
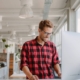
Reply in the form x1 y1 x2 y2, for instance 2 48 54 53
20 37 60 79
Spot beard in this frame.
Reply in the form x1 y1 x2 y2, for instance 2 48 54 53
40 36 48 42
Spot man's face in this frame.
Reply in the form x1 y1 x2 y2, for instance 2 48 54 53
38 27 53 42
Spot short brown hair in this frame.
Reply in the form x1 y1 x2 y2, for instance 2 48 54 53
39 20 53 30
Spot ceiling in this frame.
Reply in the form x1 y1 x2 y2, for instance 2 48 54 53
0 0 67 44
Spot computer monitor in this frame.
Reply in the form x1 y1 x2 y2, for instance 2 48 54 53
62 31 80 80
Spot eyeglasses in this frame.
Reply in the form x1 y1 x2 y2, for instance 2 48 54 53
43 30 52 36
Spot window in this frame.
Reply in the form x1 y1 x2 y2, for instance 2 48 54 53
54 22 67 60
76 8 80 33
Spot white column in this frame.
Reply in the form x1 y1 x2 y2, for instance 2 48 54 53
67 9 77 32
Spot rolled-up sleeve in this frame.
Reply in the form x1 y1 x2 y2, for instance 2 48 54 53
52 45 60 65
20 43 29 70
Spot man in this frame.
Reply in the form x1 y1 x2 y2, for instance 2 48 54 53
20 20 61 80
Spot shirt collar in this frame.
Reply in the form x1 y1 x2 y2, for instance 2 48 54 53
34 36 49 46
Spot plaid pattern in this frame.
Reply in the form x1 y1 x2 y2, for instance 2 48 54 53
20 37 60 79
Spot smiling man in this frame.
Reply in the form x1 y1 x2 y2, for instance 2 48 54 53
20 20 61 80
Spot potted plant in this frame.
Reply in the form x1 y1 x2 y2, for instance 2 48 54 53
3 44 10 53
5 44 10 48
2 38 6 53
2 38 6 48
2 38 6 43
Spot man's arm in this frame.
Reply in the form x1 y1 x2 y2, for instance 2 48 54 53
22 66 39 80
53 64 61 78
52 44 61 78
20 43 38 80
22 66 33 79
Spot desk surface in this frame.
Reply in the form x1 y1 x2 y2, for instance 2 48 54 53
10 72 61 80
8 78 61 80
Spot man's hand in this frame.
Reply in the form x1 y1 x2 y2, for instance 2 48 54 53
53 64 61 78
22 66 39 80
29 75 39 80
58 72 61 78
